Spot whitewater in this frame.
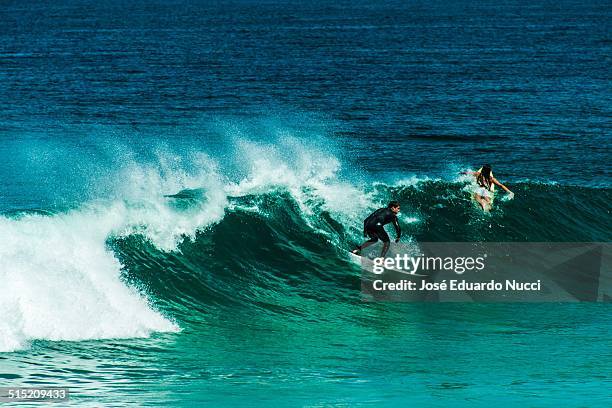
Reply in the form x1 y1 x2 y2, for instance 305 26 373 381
0 133 389 352
3 128 609 354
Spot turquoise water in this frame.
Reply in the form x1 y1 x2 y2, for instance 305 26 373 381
3 305 610 406
1 0 611 406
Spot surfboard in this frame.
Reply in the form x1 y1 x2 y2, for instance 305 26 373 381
348 251 426 277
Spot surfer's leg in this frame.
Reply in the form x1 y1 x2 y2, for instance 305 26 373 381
474 194 488 211
380 241 390 257
378 228 391 257
353 231 378 254
483 196 492 211
354 240 376 253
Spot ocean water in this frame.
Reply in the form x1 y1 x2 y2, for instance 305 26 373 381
1 0 611 406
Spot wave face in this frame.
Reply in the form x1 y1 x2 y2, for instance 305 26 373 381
1 130 610 351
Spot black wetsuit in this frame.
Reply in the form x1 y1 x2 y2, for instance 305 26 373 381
363 208 401 243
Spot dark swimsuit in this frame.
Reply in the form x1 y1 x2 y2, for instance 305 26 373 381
362 208 401 244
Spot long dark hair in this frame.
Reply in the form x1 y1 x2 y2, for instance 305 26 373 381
477 164 492 189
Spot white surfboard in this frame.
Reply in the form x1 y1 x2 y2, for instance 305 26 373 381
348 251 426 277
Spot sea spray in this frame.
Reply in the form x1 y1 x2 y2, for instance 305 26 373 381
1 130 610 353
0 138 383 351
0 209 179 352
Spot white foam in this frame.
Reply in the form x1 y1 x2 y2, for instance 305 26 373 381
387 175 440 188
111 152 228 250
224 137 380 240
0 210 179 353
0 152 230 352
0 135 409 351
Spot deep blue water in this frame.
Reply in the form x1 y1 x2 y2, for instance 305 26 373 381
2 0 610 185
0 0 610 406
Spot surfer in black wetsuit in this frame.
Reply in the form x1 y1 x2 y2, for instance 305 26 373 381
352 201 401 258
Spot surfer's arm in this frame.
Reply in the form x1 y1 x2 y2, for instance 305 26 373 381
492 178 514 195
392 217 401 242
